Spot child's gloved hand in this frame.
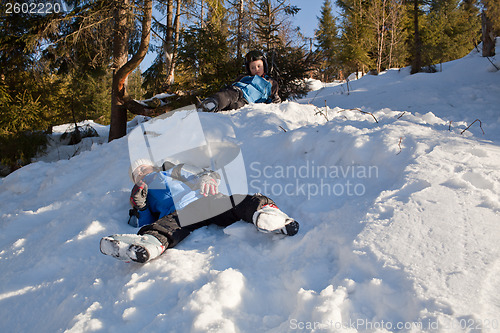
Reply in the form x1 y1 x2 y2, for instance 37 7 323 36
198 173 220 197
130 180 148 210
128 208 140 227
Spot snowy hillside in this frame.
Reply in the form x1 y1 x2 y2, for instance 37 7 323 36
1 44 499 333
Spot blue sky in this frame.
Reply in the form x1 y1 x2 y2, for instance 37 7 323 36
290 0 326 39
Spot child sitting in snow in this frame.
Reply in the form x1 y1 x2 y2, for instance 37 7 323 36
100 159 299 263
197 50 281 112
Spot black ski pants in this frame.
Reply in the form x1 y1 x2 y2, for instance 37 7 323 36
137 193 274 249
211 87 248 111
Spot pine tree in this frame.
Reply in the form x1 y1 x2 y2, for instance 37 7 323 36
424 0 480 66
252 0 300 50
177 22 238 97
0 7 90 169
336 0 372 76
253 0 285 50
270 46 315 100
315 0 340 81
481 0 500 34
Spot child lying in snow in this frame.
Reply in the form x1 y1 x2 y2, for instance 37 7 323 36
197 50 281 112
100 159 299 263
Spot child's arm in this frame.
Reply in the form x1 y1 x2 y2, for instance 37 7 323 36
270 78 281 103
161 161 221 194
128 181 157 227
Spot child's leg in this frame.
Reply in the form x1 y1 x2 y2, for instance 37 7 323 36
231 194 300 236
136 196 234 249
189 193 298 234
101 211 203 263
223 87 248 110
100 234 165 263
135 193 297 254
203 87 247 112
229 194 276 223
137 211 192 249
178 193 274 227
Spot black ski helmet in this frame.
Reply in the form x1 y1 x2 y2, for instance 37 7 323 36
245 50 268 75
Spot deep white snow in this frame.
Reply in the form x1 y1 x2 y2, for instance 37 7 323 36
0 43 499 332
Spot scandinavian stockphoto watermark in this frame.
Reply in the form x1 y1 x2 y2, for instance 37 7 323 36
249 160 379 200
289 317 500 331
289 318 428 331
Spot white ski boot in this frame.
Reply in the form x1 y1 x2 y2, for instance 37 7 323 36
253 204 299 236
100 234 165 263
196 97 218 112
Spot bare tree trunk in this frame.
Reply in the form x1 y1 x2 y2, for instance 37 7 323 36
370 0 387 73
166 0 181 85
387 0 399 68
236 0 244 60
109 0 153 142
411 0 422 74
109 0 130 142
200 0 205 27
163 0 174 87
482 10 496 57
388 23 394 68
263 0 272 50
388 0 405 69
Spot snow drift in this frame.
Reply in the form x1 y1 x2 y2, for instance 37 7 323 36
0 43 499 332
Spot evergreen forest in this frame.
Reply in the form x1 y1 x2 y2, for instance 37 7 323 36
0 0 498 173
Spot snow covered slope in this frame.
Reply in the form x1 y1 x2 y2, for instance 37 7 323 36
0 44 499 332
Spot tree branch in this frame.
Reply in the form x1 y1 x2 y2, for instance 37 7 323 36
114 0 153 100
460 119 485 135
337 108 379 123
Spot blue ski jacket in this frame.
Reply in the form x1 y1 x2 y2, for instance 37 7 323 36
232 75 273 104
136 166 205 227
